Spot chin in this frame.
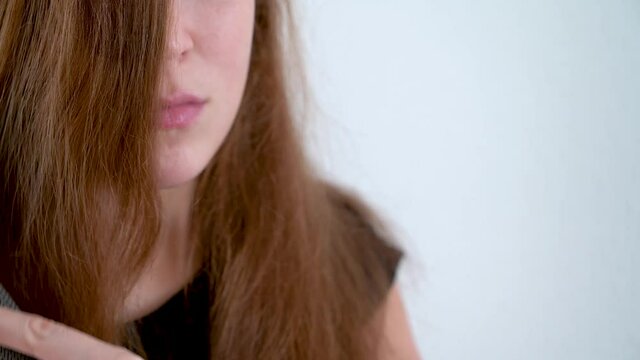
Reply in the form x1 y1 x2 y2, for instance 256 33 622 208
156 163 205 189
154 146 214 189
153 103 237 189
156 166 202 189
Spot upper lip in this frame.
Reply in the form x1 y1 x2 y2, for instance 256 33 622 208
161 92 207 108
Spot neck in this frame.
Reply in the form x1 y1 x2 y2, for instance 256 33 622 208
122 179 203 322
158 179 197 252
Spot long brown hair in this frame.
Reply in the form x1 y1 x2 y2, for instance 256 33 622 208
0 1 403 358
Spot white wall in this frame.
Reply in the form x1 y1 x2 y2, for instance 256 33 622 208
299 0 640 359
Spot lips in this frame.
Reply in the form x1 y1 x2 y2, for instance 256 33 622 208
159 92 207 129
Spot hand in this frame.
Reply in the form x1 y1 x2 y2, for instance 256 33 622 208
0 307 142 360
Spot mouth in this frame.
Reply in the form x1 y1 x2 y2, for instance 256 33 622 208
159 92 207 130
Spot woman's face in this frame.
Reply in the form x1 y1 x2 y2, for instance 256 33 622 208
154 0 255 188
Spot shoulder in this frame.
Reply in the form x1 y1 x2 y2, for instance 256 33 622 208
376 284 422 359
322 181 404 299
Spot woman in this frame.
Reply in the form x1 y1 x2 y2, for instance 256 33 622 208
0 0 419 359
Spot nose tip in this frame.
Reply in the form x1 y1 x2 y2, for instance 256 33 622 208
166 13 194 62
167 30 193 62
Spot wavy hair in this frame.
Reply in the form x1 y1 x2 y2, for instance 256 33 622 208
0 1 402 358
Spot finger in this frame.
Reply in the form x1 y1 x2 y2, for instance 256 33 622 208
0 307 142 360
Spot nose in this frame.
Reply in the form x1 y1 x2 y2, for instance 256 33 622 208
167 5 194 62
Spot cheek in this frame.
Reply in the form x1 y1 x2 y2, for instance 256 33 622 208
198 3 255 92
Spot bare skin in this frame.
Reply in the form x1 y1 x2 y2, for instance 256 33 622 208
379 285 423 359
122 179 203 323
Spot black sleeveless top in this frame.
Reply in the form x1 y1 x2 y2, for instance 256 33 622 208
129 239 403 359
131 266 211 359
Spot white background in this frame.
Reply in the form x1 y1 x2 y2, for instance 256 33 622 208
299 0 640 359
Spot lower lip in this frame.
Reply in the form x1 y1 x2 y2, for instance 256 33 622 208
159 102 205 129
